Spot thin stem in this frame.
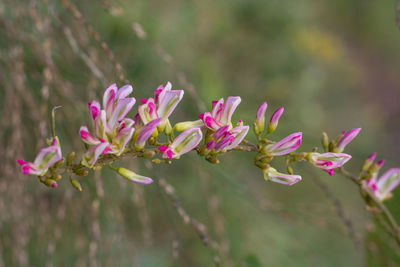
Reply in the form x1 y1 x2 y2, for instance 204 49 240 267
158 178 221 266
337 167 400 246
50 106 61 139
310 173 360 250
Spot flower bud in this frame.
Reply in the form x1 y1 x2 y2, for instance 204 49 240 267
255 161 270 169
174 120 204 132
328 141 336 152
254 102 268 136
66 152 75 166
294 152 307 161
361 152 376 172
267 107 284 133
117 167 153 185
165 119 173 136
236 120 244 127
143 150 156 158
53 158 65 168
321 132 329 151
70 177 82 192
152 159 161 164
52 174 62 181
368 159 384 175
287 165 294 175
206 156 219 164
206 140 215 151
44 178 58 188
73 166 89 176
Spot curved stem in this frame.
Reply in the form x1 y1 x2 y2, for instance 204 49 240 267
337 167 400 246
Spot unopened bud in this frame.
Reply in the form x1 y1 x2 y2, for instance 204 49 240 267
255 102 267 136
70 177 82 192
66 152 75 165
206 156 219 164
52 174 62 181
53 158 65 168
287 165 294 175
294 152 307 162
361 152 376 172
165 119 173 136
143 150 156 158
321 132 329 151
368 159 384 175
236 120 244 127
73 166 89 176
255 161 270 169
148 137 156 145
152 159 161 164
267 107 284 134
174 120 204 132
44 178 58 188
151 128 159 138
328 141 336 152
361 172 373 181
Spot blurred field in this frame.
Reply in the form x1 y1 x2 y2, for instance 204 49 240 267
1 0 400 266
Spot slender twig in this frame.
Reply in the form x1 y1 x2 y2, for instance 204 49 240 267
337 167 400 246
310 173 360 250
158 178 221 266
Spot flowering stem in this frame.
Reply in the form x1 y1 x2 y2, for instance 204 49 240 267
337 168 400 246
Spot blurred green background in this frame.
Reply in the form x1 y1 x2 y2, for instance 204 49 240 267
1 0 400 266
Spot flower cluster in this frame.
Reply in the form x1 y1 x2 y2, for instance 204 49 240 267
253 103 304 185
15 80 400 248
307 128 360 176
17 82 398 198
17 82 253 187
198 97 249 153
360 153 400 201
17 137 62 177
80 84 136 167
17 137 63 188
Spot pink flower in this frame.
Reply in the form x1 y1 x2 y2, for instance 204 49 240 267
138 82 184 130
262 132 302 156
101 84 136 131
135 118 163 149
308 152 352 176
263 167 302 186
158 128 203 159
198 96 241 131
80 84 136 164
336 128 361 152
364 168 400 201
81 141 110 168
215 134 235 151
223 126 249 151
17 137 63 176
204 125 249 152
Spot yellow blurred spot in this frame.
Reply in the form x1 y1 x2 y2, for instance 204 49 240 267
294 29 344 64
